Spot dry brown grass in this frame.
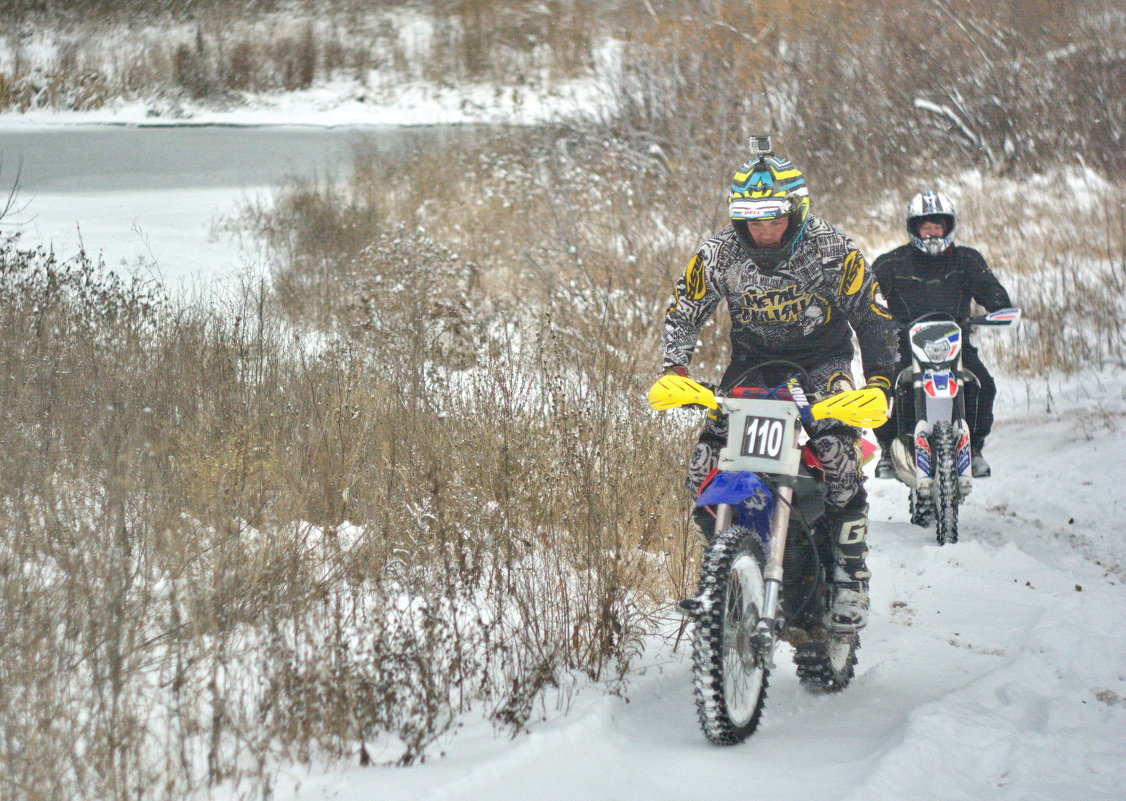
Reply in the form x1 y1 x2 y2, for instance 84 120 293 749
0 230 696 799
0 0 638 112
948 174 1125 374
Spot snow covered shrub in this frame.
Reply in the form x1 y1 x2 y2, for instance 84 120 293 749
340 229 485 370
953 172 1126 374
0 0 620 112
0 215 688 797
241 119 710 757
991 257 1125 375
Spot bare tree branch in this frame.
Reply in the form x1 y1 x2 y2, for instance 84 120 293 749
913 97 985 154
0 154 26 225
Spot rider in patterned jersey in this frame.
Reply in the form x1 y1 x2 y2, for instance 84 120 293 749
662 140 896 632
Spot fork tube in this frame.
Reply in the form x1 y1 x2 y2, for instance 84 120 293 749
714 503 734 534
761 484 794 622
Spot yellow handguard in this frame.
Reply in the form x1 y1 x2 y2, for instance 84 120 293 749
647 375 719 411
810 387 890 428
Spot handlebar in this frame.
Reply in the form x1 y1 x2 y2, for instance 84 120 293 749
647 374 889 429
900 307 1022 329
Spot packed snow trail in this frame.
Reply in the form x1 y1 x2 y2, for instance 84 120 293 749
276 375 1125 801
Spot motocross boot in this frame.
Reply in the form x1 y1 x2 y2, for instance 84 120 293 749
824 503 871 632
971 441 991 478
874 450 896 479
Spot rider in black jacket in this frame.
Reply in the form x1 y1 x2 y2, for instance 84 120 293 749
871 191 1012 478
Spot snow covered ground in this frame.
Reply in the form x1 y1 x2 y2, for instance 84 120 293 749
265 371 1126 801
0 73 603 130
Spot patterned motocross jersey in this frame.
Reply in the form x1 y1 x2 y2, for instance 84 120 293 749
663 216 895 382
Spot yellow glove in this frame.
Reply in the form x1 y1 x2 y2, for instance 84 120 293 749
864 375 893 402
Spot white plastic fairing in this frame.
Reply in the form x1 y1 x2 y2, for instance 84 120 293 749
909 320 962 365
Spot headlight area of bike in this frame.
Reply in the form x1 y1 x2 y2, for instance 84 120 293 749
923 338 956 362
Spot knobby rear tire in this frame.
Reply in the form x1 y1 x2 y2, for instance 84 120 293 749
909 487 934 528
794 635 859 694
692 525 770 745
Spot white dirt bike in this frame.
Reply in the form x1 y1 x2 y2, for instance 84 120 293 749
886 308 1021 544
649 370 888 745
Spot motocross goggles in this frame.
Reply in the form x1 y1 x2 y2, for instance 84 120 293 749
729 198 793 221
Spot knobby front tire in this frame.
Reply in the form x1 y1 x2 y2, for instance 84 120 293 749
692 525 770 745
932 421 961 545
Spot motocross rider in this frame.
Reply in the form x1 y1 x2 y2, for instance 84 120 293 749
871 191 1013 479
662 140 896 632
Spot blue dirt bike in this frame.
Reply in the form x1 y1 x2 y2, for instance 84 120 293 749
649 368 888 745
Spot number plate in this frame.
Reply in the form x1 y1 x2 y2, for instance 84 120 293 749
718 398 802 476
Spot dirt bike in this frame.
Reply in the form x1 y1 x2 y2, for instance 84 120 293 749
886 308 1021 545
649 368 888 745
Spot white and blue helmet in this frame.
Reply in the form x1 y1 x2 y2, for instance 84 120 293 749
906 191 955 256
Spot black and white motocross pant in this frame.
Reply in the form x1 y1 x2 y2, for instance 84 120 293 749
686 356 867 510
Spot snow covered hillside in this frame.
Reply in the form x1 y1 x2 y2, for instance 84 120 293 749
269 372 1126 801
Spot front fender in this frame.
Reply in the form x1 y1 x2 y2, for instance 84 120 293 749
697 470 770 507
922 368 960 399
696 471 775 533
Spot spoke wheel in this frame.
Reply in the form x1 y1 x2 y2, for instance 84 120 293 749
692 526 770 745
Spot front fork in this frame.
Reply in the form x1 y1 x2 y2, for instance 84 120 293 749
731 484 794 670
911 375 973 492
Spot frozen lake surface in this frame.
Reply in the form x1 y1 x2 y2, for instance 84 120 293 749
0 124 473 292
